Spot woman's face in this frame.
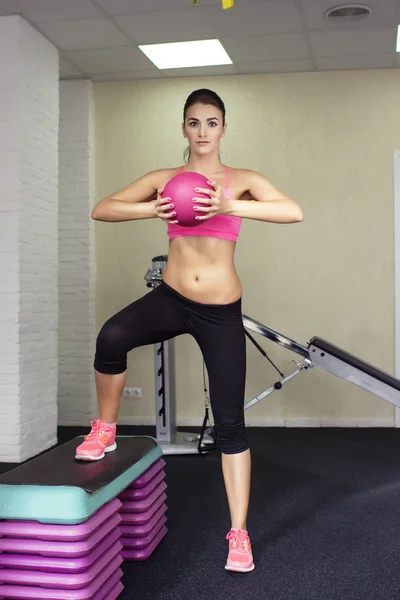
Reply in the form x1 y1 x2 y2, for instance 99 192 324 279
182 103 226 157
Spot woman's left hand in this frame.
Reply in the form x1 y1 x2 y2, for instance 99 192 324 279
192 180 232 221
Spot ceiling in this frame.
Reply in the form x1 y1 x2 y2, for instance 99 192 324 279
1 0 399 81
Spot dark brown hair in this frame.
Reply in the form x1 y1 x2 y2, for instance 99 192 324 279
183 89 226 162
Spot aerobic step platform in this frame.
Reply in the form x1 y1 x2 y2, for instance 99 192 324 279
0 436 167 599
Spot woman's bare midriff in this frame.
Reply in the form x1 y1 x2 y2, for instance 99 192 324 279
162 236 242 305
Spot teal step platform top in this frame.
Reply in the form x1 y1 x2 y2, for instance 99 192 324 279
0 436 162 524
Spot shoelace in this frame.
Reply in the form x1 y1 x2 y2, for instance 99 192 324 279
84 418 101 441
226 530 250 552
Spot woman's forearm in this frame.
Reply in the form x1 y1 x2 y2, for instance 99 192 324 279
91 199 157 222
227 198 303 224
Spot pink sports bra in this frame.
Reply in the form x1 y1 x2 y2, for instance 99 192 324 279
167 166 242 242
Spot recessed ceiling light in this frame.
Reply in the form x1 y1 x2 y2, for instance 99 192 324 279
138 39 232 70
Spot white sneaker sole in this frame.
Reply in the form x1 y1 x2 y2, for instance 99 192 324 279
225 563 255 573
75 442 117 461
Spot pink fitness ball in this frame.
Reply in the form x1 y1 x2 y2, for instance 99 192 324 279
163 172 213 227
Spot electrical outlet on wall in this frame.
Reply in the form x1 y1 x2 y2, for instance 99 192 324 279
123 388 142 399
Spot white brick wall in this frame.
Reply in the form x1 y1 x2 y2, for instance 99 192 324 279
58 80 96 425
0 16 59 462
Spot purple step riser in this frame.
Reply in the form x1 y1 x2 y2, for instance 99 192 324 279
121 526 167 562
0 563 123 599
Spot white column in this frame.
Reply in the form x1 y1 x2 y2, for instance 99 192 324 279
0 16 59 462
58 80 96 425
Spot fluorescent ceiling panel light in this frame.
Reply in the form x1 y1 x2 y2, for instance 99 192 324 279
397 24 400 52
138 39 232 69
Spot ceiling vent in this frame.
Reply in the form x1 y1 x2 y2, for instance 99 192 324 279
324 4 372 21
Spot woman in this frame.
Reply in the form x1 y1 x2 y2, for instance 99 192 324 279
75 88 303 573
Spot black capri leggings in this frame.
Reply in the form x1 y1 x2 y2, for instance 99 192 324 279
94 281 248 455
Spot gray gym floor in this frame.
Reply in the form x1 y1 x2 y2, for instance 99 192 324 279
1 426 400 600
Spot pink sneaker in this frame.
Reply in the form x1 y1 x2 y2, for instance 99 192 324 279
75 419 117 461
225 528 255 573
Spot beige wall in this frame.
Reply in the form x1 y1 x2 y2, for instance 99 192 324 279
94 69 400 427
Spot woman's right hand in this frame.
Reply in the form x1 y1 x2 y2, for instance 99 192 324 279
153 189 178 224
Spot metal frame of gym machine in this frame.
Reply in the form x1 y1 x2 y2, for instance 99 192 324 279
145 256 400 455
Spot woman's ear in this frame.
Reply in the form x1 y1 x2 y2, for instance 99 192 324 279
182 122 187 139
221 122 227 138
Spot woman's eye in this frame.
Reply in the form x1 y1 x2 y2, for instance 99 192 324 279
188 121 217 127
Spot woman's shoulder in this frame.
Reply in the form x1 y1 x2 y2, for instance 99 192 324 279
139 167 182 189
227 167 259 187
228 166 257 177
226 167 260 199
146 166 182 182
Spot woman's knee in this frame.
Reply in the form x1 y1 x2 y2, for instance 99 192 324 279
94 318 130 375
214 419 249 454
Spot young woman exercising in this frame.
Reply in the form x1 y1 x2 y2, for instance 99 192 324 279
75 88 303 573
